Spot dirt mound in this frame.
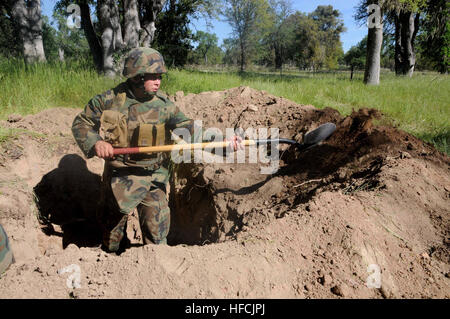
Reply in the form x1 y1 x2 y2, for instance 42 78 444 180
0 87 448 299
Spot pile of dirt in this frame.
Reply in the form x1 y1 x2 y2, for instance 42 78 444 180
0 86 448 299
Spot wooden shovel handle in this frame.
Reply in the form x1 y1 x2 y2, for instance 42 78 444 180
113 140 256 155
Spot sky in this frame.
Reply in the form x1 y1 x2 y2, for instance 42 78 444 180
41 0 367 53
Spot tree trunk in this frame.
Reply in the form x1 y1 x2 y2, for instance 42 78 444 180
12 0 46 63
110 0 124 51
98 0 115 77
140 20 157 47
364 6 383 86
79 1 103 72
58 48 64 62
395 11 419 77
124 0 141 48
139 0 167 47
240 39 245 72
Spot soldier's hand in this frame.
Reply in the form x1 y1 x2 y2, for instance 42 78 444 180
95 140 114 159
226 135 244 152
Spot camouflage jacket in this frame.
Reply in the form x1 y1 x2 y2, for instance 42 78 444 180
72 81 196 167
72 81 197 214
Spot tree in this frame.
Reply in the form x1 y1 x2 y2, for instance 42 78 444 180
222 37 239 65
309 5 346 70
97 0 121 76
364 0 383 85
288 12 322 70
344 37 367 79
0 1 22 58
156 0 222 66
356 0 428 78
139 0 167 47
153 0 194 67
49 10 90 61
392 2 422 76
123 0 141 48
222 0 270 71
12 0 47 63
193 30 219 64
55 0 167 75
266 0 294 72
42 15 60 61
55 0 105 72
280 6 345 72
417 0 449 73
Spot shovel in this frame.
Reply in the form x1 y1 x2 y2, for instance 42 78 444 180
113 122 336 155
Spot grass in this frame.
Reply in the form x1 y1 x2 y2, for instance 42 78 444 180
0 58 121 118
0 59 448 154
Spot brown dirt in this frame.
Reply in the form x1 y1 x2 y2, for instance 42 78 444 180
0 86 448 299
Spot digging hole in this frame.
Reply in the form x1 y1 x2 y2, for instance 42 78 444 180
168 163 228 246
32 106 395 249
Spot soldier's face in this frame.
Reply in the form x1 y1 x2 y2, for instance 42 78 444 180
143 73 162 93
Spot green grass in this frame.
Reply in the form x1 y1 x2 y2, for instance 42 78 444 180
0 59 448 154
0 58 121 118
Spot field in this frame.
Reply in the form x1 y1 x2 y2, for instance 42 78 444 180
0 59 449 154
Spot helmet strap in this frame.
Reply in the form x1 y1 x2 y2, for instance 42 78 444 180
129 76 156 101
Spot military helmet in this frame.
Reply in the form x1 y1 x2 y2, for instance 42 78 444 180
122 47 167 78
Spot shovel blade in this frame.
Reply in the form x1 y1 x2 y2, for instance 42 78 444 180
302 122 336 146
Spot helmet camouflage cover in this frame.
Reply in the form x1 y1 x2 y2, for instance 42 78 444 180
122 47 167 78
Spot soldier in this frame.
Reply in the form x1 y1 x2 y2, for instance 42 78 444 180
72 47 241 253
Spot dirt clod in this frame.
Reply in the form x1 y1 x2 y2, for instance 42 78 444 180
331 284 350 297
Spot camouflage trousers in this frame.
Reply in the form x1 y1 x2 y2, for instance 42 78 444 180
0 224 14 274
99 164 170 252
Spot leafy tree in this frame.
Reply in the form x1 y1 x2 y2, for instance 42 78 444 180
191 30 221 64
221 0 271 71
279 6 345 72
54 0 168 75
50 10 91 60
42 15 60 61
264 0 295 71
153 0 195 67
344 37 367 79
222 37 239 65
309 5 346 70
355 0 428 78
417 0 449 73
0 0 22 58
288 12 322 70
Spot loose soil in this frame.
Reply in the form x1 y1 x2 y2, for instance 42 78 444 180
0 86 448 299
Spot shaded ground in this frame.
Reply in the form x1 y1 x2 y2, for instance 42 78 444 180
0 87 448 298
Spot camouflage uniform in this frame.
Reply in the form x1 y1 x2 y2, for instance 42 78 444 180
72 48 197 252
0 224 14 275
